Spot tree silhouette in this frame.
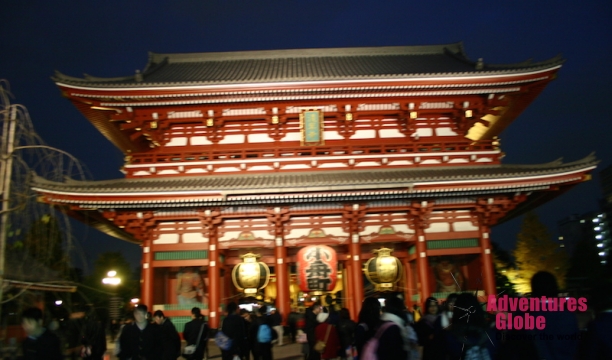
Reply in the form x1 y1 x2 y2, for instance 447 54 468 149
510 212 569 294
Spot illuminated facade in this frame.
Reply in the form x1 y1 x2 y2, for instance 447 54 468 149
34 43 596 329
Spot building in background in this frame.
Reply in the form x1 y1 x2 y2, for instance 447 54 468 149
33 43 596 329
558 164 612 263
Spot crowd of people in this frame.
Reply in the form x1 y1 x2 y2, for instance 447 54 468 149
16 270 612 359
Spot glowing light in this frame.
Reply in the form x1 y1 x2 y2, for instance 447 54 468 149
102 277 121 285
55 300 62 306
107 270 117 277
131 298 140 304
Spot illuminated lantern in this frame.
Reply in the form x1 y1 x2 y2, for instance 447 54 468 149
297 245 337 294
364 248 402 291
231 253 270 295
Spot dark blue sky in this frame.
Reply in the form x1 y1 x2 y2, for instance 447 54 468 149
1 0 611 272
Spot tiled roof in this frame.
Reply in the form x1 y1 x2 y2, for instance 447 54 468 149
32 154 596 195
53 43 564 87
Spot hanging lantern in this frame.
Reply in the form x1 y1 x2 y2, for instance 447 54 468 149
232 253 270 295
297 245 337 294
364 248 402 291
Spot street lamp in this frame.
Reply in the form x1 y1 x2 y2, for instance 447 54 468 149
102 270 121 285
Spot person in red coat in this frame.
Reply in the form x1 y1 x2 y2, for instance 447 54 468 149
314 311 341 360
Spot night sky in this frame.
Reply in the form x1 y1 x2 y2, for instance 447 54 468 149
1 1 611 273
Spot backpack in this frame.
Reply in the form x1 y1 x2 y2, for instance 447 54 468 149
257 324 272 343
360 322 396 360
464 345 491 360
462 332 492 360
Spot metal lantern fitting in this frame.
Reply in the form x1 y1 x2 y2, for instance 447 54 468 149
232 253 270 295
364 248 402 291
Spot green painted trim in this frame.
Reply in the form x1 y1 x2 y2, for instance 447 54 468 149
411 294 421 302
154 250 208 261
162 304 209 311
409 246 416 255
426 238 479 250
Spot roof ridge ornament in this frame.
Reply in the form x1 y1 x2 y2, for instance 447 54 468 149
135 70 143 82
476 58 484 70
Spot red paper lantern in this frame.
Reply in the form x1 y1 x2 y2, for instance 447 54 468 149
297 245 337 293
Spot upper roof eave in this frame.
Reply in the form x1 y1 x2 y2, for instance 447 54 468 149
51 43 564 90
31 153 598 196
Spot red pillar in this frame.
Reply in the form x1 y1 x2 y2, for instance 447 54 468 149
141 239 154 309
345 259 356 320
350 235 364 315
480 227 497 297
415 230 431 305
275 237 290 325
208 238 221 329
403 257 414 310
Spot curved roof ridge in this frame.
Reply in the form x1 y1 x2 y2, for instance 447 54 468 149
53 70 135 83
485 54 565 70
147 43 464 64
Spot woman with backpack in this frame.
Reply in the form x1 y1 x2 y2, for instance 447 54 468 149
314 310 341 360
354 298 381 360
354 297 410 360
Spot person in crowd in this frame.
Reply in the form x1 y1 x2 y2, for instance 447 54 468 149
21 307 63 360
118 304 163 360
415 297 440 360
336 308 356 360
380 296 418 360
269 308 284 346
304 302 322 360
435 293 458 331
580 283 612 359
442 292 497 360
153 310 181 360
354 297 381 359
288 307 300 343
314 310 341 360
183 307 210 360
529 271 580 360
250 306 273 360
221 302 247 360
240 308 253 360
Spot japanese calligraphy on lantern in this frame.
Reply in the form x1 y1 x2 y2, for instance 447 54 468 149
297 245 337 292
299 109 324 146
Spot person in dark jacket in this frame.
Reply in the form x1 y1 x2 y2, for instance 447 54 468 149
304 303 322 360
287 307 300 343
336 308 356 359
153 310 181 360
183 307 209 360
354 298 381 359
21 307 63 360
118 304 163 360
221 302 247 360
415 297 440 360
249 306 273 360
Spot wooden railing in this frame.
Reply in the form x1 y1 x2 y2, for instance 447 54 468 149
127 140 498 165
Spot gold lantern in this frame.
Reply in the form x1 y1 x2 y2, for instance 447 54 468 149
232 253 270 295
364 248 402 291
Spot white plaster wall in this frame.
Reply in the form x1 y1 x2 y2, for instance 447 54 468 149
424 222 451 233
